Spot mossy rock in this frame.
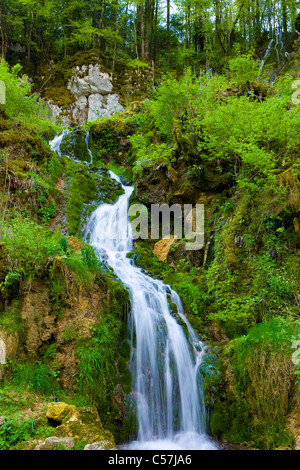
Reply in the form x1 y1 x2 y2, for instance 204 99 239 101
60 128 91 163
46 402 76 424
52 405 116 449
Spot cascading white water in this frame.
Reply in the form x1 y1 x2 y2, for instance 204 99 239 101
50 132 217 450
49 129 70 155
84 171 216 450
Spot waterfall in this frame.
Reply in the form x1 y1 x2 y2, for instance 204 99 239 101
50 133 217 451
259 33 292 81
85 172 216 450
0 338 6 365
49 129 70 156
259 38 275 74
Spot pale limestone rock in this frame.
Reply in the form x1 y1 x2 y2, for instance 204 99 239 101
84 441 118 450
35 436 75 451
88 93 124 121
72 95 88 125
88 93 104 121
68 64 112 97
0 337 6 365
106 94 124 115
48 64 123 125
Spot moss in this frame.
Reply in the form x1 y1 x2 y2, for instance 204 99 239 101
46 402 75 424
60 129 91 163
0 300 23 334
65 165 96 235
44 86 74 108
70 50 110 74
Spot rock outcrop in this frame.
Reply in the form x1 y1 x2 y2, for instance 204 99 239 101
42 402 117 450
48 64 124 126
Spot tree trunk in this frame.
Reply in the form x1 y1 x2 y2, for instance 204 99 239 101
167 0 170 64
140 1 146 60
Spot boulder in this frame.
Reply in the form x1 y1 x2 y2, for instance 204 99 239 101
35 436 75 451
46 402 76 424
73 96 88 124
47 63 124 125
88 93 104 121
45 402 116 450
88 94 124 121
84 441 117 450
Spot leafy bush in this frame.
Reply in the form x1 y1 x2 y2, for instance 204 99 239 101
226 52 267 87
0 60 53 130
2 214 63 280
0 417 36 450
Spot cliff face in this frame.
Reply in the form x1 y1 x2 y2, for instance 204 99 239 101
37 51 156 127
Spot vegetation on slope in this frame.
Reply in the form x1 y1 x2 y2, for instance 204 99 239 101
0 26 300 449
85 51 300 449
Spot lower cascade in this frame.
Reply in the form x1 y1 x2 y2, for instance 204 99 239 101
84 171 217 450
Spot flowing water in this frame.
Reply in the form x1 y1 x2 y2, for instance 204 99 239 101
51 133 217 451
259 33 293 81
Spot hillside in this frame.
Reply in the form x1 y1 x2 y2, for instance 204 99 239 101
0 0 300 453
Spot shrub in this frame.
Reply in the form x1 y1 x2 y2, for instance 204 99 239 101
2 214 63 280
0 60 53 130
0 417 36 450
228 318 300 448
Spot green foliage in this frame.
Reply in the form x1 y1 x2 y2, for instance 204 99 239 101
147 69 202 140
76 314 122 421
0 300 22 333
11 362 61 396
0 417 37 450
81 245 100 271
2 214 64 281
129 133 175 175
0 60 55 132
46 153 64 186
127 58 149 69
226 318 300 449
227 52 268 87
64 253 95 286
